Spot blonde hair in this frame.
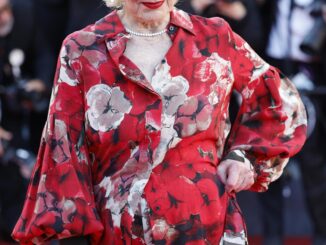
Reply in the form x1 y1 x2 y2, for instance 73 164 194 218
103 0 123 8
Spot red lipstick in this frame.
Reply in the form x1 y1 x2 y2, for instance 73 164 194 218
142 1 164 9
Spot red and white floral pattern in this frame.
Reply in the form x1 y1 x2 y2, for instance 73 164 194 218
86 84 132 132
13 9 307 245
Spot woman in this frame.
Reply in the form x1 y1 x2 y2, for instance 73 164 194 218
12 0 307 244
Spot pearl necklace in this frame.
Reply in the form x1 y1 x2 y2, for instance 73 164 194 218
125 27 167 37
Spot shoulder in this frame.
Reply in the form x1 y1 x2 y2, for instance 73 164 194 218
171 8 232 36
62 10 120 47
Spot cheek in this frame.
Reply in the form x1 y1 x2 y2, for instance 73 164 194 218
124 2 141 16
124 0 139 11
3 12 11 21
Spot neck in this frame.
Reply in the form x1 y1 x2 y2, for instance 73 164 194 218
117 10 170 33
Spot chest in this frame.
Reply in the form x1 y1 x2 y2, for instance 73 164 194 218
123 35 172 82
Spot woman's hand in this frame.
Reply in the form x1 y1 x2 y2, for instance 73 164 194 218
217 159 255 193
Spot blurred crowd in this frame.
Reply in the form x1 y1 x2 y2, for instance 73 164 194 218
0 0 325 244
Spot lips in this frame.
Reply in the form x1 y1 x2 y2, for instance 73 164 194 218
142 1 164 9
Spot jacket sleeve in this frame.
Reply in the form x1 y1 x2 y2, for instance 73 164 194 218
12 35 104 244
224 24 307 192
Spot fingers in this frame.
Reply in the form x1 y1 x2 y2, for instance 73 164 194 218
217 161 228 184
217 159 255 193
233 171 255 193
225 164 240 192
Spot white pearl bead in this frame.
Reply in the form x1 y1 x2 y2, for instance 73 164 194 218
125 28 167 37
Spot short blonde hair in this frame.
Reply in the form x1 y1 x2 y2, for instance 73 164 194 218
103 0 123 8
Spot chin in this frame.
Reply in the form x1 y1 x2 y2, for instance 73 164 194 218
138 7 171 23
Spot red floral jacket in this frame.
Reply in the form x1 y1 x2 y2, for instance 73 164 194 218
12 8 307 245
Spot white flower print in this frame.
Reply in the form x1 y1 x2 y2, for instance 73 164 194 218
152 218 177 242
241 42 270 81
86 84 132 132
195 52 233 83
152 62 189 116
203 53 233 105
279 77 307 136
219 230 247 245
58 46 79 86
34 175 76 224
95 146 152 228
58 33 106 87
65 33 106 68
65 32 97 60
153 114 181 167
173 8 194 30
83 49 107 68
151 62 189 166
45 119 71 164
175 96 213 137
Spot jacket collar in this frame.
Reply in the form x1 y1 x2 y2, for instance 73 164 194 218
170 8 195 35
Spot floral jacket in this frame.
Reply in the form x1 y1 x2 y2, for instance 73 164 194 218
12 8 307 245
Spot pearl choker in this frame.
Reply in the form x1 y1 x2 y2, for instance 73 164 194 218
125 27 167 37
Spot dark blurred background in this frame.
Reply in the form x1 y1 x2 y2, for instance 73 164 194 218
0 0 325 244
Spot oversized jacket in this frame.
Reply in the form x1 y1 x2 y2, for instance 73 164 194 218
12 8 307 245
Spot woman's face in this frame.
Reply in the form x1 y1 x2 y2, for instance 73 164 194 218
122 0 177 26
